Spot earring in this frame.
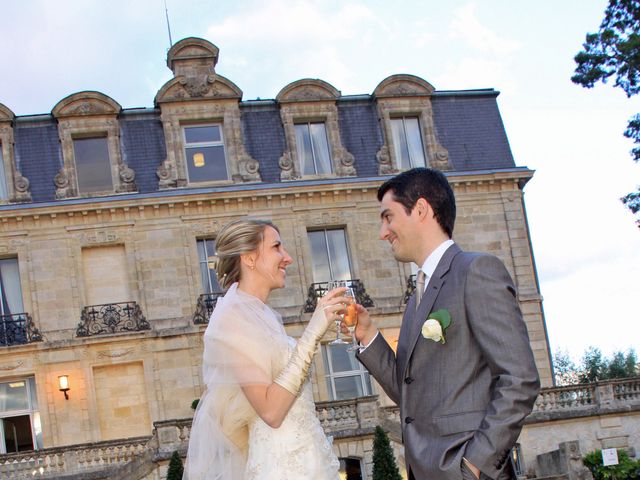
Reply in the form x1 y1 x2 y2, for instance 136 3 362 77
250 264 255 270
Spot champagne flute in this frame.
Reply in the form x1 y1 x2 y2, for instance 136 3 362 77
327 280 349 345
343 288 359 352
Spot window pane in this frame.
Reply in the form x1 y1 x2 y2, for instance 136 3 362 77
308 231 331 283
0 147 7 200
186 145 228 182
404 118 426 167
334 376 363 400
309 123 332 174
391 118 411 170
329 344 361 372
197 239 221 293
295 124 315 175
326 230 351 280
185 126 221 144
0 258 24 316
2 415 34 453
0 380 29 411
73 137 113 193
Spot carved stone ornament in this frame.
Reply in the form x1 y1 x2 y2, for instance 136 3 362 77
334 147 356 176
376 145 397 175
279 152 298 181
54 167 74 199
52 91 122 118
179 75 215 98
12 171 32 202
157 159 177 189
116 164 137 192
239 154 260 181
276 79 341 103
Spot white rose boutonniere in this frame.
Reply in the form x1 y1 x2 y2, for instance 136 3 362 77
421 309 452 344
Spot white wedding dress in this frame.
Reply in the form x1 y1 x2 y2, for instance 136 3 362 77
183 284 339 480
245 338 339 479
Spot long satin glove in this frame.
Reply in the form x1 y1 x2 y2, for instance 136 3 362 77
274 304 334 395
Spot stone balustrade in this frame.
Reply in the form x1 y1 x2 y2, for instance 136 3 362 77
315 395 379 436
528 377 640 422
0 436 150 479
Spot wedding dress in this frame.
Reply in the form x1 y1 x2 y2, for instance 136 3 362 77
183 283 339 480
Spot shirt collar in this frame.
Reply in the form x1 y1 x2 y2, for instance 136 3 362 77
419 239 455 279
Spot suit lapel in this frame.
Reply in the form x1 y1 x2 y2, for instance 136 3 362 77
400 244 461 378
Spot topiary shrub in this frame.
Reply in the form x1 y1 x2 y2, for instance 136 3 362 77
372 425 402 480
166 450 184 480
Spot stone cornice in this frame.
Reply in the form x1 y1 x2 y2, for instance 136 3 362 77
0 169 534 229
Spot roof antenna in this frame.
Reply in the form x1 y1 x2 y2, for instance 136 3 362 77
164 0 173 48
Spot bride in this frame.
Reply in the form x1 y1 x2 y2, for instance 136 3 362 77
183 219 346 479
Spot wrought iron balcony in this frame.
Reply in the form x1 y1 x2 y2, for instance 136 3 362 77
402 274 417 304
303 279 374 313
0 313 43 347
76 301 149 337
192 292 224 324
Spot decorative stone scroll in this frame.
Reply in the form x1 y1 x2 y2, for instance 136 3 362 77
0 103 32 202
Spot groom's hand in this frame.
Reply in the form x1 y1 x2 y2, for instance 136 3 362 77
354 304 378 347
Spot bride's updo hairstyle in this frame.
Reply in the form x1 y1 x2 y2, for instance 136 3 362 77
215 218 279 289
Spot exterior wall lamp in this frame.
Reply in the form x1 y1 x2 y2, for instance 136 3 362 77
58 375 70 400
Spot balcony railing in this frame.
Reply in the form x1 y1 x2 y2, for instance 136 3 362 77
0 313 43 347
0 436 151 479
303 279 374 313
402 274 417 304
76 301 149 337
192 292 224 324
528 377 640 422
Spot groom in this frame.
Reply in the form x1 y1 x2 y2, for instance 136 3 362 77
356 168 540 480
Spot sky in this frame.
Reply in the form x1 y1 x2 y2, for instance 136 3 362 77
1 0 638 363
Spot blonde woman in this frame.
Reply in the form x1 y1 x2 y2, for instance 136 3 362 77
183 219 345 480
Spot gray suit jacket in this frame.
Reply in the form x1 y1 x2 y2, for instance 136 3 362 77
358 244 540 480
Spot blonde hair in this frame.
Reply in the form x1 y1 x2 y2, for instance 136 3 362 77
215 218 278 289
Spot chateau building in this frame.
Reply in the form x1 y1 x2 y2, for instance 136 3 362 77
0 36 564 479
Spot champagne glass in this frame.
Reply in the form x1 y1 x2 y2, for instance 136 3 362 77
343 287 359 352
327 280 351 345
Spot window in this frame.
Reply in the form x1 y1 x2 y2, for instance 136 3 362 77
391 117 426 169
184 125 228 182
73 137 113 193
512 443 523 477
339 457 363 480
0 258 24 315
295 122 332 175
323 343 371 400
197 239 222 293
0 377 42 453
307 229 351 283
0 146 7 200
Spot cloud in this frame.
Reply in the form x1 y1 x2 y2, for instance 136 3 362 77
450 2 521 55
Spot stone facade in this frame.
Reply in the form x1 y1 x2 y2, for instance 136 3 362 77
0 36 559 479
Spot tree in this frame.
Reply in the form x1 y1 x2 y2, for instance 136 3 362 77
583 449 640 479
572 0 640 225
553 349 580 386
372 426 402 480
553 347 639 384
166 450 184 480
579 346 608 383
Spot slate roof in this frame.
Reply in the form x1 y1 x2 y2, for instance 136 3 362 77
7 88 516 205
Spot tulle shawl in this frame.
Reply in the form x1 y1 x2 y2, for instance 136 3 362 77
183 283 290 480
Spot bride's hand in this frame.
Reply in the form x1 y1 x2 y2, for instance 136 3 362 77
309 287 349 335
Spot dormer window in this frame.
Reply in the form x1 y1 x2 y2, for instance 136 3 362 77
295 122 332 175
183 125 228 182
390 117 426 169
73 136 113 194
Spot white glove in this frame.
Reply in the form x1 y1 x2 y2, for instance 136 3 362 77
275 295 342 395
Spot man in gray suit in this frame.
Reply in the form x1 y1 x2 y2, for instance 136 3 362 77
355 168 540 480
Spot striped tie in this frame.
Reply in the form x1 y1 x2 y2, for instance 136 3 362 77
415 270 426 311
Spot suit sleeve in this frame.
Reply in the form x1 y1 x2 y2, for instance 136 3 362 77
463 255 540 478
356 334 401 405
